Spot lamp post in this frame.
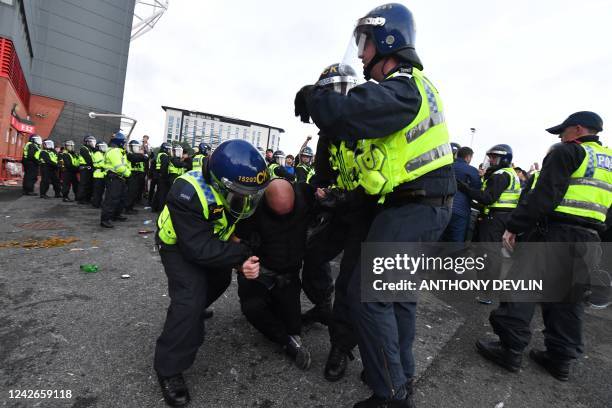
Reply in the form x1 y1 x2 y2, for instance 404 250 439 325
88 112 138 139
469 127 476 147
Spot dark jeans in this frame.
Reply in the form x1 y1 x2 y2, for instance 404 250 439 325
237 272 301 345
77 167 93 202
154 246 232 377
126 171 145 210
91 178 105 208
348 203 450 399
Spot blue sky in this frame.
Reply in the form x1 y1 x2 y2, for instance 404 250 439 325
123 0 611 169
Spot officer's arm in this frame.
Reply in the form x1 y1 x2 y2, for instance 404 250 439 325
274 165 294 181
507 145 583 234
306 77 421 141
27 144 37 159
167 181 251 269
160 154 170 176
84 148 93 166
461 173 509 205
295 167 307 183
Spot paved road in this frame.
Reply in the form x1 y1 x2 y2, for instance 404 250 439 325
0 194 610 408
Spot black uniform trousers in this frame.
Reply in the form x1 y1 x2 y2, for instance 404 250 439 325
40 165 61 197
126 171 145 210
148 175 159 207
153 175 176 212
154 246 232 377
100 174 127 222
22 160 39 193
62 170 79 199
490 223 601 360
77 167 93 203
302 208 372 352
475 211 512 282
237 271 301 345
91 177 105 208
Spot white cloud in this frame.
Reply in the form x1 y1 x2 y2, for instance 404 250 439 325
123 0 612 169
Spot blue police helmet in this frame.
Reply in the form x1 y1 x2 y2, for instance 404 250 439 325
110 132 126 148
486 144 513 167
207 140 270 219
198 142 211 155
355 3 422 70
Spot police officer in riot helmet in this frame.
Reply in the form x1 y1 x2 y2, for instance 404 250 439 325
300 62 378 384
154 139 269 407
152 142 176 212
192 142 211 173
22 134 42 195
295 146 315 183
100 132 131 228
60 140 80 202
77 134 97 204
458 144 519 304
125 140 149 214
268 150 294 180
295 4 455 407
39 139 62 199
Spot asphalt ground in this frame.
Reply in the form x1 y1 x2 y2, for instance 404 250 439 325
0 190 610 408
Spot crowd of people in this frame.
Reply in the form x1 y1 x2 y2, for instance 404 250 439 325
17 3 611 408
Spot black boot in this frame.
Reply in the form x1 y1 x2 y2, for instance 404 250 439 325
529 349 570 381
353 393 414 408
63 197 73 202
285 335 311 370
40 195 50 199
157 373 191 407
324 345 353 382
301 302 332 326
100 220 114 228
475 339 522 372
112 215 128 221
125 208 138 215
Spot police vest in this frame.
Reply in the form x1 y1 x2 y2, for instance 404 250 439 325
92 151 106 179
67 152 80 168
296 163 314 183
155 152 168 170
157 170 234 244
40 150 58 165
23 142 40 161
355 68 453 198
79 147 92 166
329 141 360 191
530 171 540 189
130 157 145 173
105 147 131 178
268 163 280 179
483 167 521 214
553 142 612 223
192 154 205 171
168 161 183 176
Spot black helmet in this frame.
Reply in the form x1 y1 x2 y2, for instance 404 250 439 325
273 150 286 165
160 142 172 154
450 142 461 157
354 3 422 79
128 139 142 154
486 144 513 168
29 134 42 145
316 63 358 95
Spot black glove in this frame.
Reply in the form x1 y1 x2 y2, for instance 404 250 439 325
294 85 314 123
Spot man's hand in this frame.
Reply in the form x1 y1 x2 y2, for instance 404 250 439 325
306 135 312 141
241 256 260 280
315 188 327 200
502 230 516 252
294 85 314 123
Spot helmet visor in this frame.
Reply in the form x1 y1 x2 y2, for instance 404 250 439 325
173 146 183 157
97 143 108 153
342 31 368 84
274 155 286 165
32 136 42 145
86 138 96 148
65 143 75 152
130 143 142 154
43 140 54 149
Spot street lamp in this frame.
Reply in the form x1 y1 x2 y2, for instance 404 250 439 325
469 127 476 147
88 112 138 139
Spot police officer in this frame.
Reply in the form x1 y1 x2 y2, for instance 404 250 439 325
154 143 186 211
76 135 96 204
295 146 315 183
38 140 62 199
100 133 130 228
295 4 455 407
91 141 107 208
458 144 520 304
22 134 42 196
192 142 211 172
154 139 268 407
60 140 80 202
477 111 611 381
125 140 148 214
300 63 377 382
268 150 295 180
